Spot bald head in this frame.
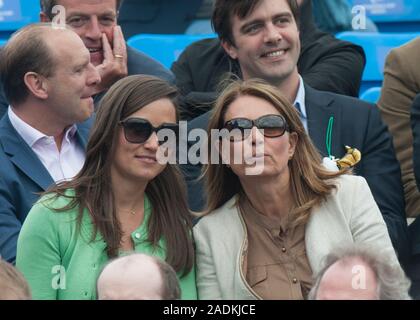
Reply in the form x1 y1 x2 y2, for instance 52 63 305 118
97 254 181 300
316 257 378 300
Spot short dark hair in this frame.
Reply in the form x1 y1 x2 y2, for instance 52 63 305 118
156 258 181 300
40 0 124 20
0 23 57 105
212 0 300 46
0 259 31 300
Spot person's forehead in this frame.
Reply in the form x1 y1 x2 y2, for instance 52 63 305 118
47 31 89 62
56 0 118 14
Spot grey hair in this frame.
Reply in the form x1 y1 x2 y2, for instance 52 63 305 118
308 245 412 300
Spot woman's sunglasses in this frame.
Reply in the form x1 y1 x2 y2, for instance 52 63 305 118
223 114 289 141
119 117 178 145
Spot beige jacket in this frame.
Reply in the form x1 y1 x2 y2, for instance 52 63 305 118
378 37 420 217
193 175 401 300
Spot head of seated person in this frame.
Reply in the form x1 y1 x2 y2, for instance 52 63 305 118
212 0 301 101
40 0 124 67
96 253 181 300
0 259 31 300
308 245 412 300
0 23 100 134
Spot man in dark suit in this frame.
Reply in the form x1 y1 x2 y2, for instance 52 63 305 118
183 0 410 266
0 0 174 116
0 24 100 263
172 0 365 120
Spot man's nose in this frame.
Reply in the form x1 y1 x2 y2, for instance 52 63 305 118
264 22 282 44
85 16 103 41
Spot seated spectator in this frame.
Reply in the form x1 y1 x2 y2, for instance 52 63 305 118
16 75 196 300
0 0 174 117
308 245 411 300
183 0 409 268
0 259 31 300
378 37 420 219
0 23 100 263
97 253 181 300
193 78 403 299
172 0 366 120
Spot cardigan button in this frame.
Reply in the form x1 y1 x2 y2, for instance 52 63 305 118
134 232 141 239
292 278 298 284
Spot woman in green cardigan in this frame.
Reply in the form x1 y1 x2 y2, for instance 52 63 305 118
16 75 197 300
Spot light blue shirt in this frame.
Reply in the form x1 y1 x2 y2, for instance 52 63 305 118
294 75 307 131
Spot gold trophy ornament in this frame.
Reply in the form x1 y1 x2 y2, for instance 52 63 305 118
336 146 362 169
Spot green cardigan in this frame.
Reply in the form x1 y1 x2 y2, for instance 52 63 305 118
16 191 197 300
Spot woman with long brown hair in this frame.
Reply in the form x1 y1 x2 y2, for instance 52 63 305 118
193 78 402 300
16 75 196 300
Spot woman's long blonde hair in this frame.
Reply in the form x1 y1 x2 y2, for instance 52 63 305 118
204 78 349 226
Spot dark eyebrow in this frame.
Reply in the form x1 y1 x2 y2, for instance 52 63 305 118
240 11 293 33
273 12 293 20
240 19 265 33
66 10 116 18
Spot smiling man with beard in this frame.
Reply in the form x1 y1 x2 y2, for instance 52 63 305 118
0 24 100 264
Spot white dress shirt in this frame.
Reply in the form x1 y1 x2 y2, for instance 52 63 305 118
8 107 85 183
294 75 308 131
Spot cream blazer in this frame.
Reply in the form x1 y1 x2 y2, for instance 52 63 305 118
193 175 401 300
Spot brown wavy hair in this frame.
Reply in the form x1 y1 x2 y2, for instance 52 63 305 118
45 75 194 275
204 78 349 227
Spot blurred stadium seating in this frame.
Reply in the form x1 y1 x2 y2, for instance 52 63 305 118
127 33 217 69
346 0 420 32
336 31 420 95
360 86 382 103
118 0 203 39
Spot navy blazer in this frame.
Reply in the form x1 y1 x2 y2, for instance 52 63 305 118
182 84 410 266
0 114 92 263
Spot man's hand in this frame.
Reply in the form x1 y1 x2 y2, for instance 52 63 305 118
94 25 128 93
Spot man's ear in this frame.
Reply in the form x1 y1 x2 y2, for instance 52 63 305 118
40 12 51 22
221 40 238 60
24 72 49 100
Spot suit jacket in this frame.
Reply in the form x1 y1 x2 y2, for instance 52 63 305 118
0 45 174 118
0 114 92 263
378 37 420 218
182 84 410 266
171 0 365 120
193 175 401 299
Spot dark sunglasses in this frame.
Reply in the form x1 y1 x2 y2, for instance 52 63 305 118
223 114 289 141
119 117 178 145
